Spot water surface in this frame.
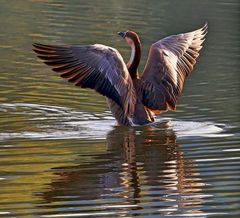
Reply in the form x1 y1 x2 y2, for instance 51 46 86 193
0 0 239 217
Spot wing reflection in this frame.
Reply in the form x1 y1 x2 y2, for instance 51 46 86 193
37 125 206 217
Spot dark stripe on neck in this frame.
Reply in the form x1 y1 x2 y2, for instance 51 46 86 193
128 39 141 79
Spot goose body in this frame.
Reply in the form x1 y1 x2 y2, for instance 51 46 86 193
33 23 208 126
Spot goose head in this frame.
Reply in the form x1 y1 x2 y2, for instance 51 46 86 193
118 31 140 48
117 31 141 78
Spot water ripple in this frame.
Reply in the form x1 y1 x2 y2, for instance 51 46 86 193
0 103 232 141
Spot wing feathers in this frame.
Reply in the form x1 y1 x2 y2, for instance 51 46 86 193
33 43 136 118
141 23 208 113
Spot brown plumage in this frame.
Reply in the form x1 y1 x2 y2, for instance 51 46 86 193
32 23 208 126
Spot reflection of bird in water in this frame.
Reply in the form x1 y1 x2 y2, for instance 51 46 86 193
33 24 208 126
38 127 206 216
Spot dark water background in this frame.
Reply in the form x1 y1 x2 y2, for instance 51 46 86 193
0 0 239 217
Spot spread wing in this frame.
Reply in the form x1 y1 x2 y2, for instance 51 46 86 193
32 43 136 117
140 23 208 113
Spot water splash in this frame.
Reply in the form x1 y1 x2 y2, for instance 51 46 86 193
0 103 232 141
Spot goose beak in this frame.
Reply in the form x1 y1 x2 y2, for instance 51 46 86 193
118 32 126 38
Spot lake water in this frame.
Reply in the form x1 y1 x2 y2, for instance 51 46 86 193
0 0 239 217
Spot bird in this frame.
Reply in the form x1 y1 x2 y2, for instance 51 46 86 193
32 23 208 126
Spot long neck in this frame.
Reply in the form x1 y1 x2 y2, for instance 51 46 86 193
127 40 141 79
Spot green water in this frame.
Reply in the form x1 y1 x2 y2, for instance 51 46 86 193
0 0 239 217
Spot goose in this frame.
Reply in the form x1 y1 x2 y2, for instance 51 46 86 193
32 23 208 126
